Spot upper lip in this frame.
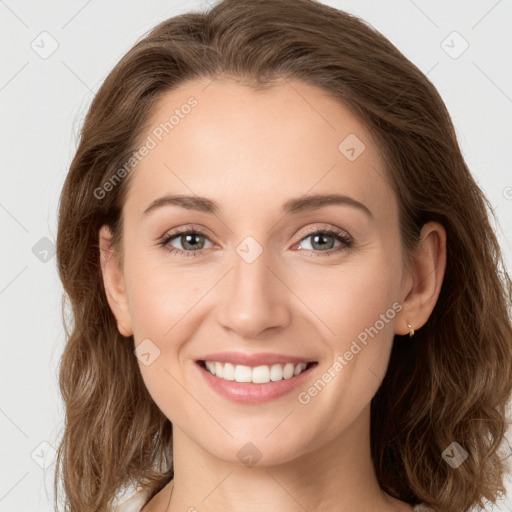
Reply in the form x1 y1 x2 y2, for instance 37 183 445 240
198 351 316 367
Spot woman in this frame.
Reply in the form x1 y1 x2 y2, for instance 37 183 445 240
54 1 512 511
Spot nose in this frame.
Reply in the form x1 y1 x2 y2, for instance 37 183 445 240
215 245 292 340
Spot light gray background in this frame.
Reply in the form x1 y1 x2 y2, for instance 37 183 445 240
1 1 511 511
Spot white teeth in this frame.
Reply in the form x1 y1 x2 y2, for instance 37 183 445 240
252 365 270 384
283 363 295 379
215 362 224 378
234 365 252 382
223 362 235 380
270 364 283 381
204 361 309 383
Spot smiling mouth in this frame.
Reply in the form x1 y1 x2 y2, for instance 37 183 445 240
197 360 318 384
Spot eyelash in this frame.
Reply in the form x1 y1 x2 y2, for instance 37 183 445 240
158 225 354 258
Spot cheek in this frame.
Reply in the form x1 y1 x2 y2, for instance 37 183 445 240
288 252 402 393
125 262 204 424
287 256 401 339
292 266 400 438
125 256 204 340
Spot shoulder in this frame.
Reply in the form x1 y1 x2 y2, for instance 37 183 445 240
412 505 435 512
108 486 151 512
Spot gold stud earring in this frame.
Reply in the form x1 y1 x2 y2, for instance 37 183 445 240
407 323 415 337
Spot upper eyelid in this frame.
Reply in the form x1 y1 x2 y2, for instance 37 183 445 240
162 223 348 237
160 224 214 242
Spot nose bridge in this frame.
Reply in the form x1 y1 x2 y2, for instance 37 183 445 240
233 239 271 298
216 235 291 338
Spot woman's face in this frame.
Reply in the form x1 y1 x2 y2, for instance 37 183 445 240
102 77 414 465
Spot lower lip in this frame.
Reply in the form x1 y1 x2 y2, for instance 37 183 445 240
196 361 317 404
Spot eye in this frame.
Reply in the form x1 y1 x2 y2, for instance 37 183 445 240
295 227 353 257
159 225 354 257
159 228 214 257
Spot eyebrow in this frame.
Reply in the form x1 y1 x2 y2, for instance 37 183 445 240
142 193 373 218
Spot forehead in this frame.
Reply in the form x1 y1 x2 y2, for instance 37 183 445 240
124 77 395 221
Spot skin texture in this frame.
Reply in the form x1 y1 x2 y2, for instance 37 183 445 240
99 78 446 512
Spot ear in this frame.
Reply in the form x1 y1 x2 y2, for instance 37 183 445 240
99 225 133 337
395 221 447 336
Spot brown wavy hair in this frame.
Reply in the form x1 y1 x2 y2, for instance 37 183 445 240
54 0 512 511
